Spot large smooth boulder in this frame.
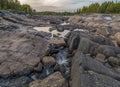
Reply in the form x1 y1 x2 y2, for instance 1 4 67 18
96 27 113 37
71 52 120 87
77 37 99 54
50 37 66 46
94 45 120 57
67 31 90 52
77 71 120 87
92 35 115 46
67 32 80 51
29 72 68 87
0 30 49 78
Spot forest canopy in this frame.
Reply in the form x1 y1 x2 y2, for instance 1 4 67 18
0 0 36 13
31 1 120 15
76 1 120 14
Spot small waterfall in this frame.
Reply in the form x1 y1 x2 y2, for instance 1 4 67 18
38 68 54 79
55 49 71 79
34 26 70 39
74 28 89 32
57 56 69 65
46 69 51 76
60 22 70 25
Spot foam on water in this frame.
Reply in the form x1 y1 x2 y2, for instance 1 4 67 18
74 28 89 32
46 69 51 76
60 22 70 25
34 26 70 38
104 16 112 20
57 57 69 65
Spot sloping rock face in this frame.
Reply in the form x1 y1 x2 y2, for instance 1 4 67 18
0 11 50 86
71 52 120 87
0 29 49 78
0 10 44 26
67 14 120 87
68 30 120 87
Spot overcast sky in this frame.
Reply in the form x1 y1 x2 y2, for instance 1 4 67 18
19 0 120 12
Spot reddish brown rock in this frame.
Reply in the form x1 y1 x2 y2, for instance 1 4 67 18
49 38 66 46
33 63 43 72
0 31 49 78
95 53 106 62
42 56 56 65
114 32 120 44
29 72 68 87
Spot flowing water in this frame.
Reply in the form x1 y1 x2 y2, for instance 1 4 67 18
32 24 72 80
34 26 70 38
74 28 89 32
55 49 71 79
60 22 70 25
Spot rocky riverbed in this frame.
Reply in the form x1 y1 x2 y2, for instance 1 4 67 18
0 10 120 87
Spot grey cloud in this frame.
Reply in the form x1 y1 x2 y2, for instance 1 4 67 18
19 0 120 11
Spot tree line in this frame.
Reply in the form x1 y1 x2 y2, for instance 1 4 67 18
76 1 120 14
36 1 120 15
37 11 74 16
0 0 36 13
0 1 120 15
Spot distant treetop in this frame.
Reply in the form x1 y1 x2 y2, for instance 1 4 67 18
0 0 36 13
76 1 120 14
0 0 120 15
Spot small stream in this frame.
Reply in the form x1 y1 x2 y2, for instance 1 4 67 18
30 23 72 81
31 23 88 83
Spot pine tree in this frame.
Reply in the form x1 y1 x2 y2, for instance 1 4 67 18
0 0 35 13
106 2 115 13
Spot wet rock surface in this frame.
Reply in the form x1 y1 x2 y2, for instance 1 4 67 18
0 76 31 87
0 10 120 87
0 29 49 78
